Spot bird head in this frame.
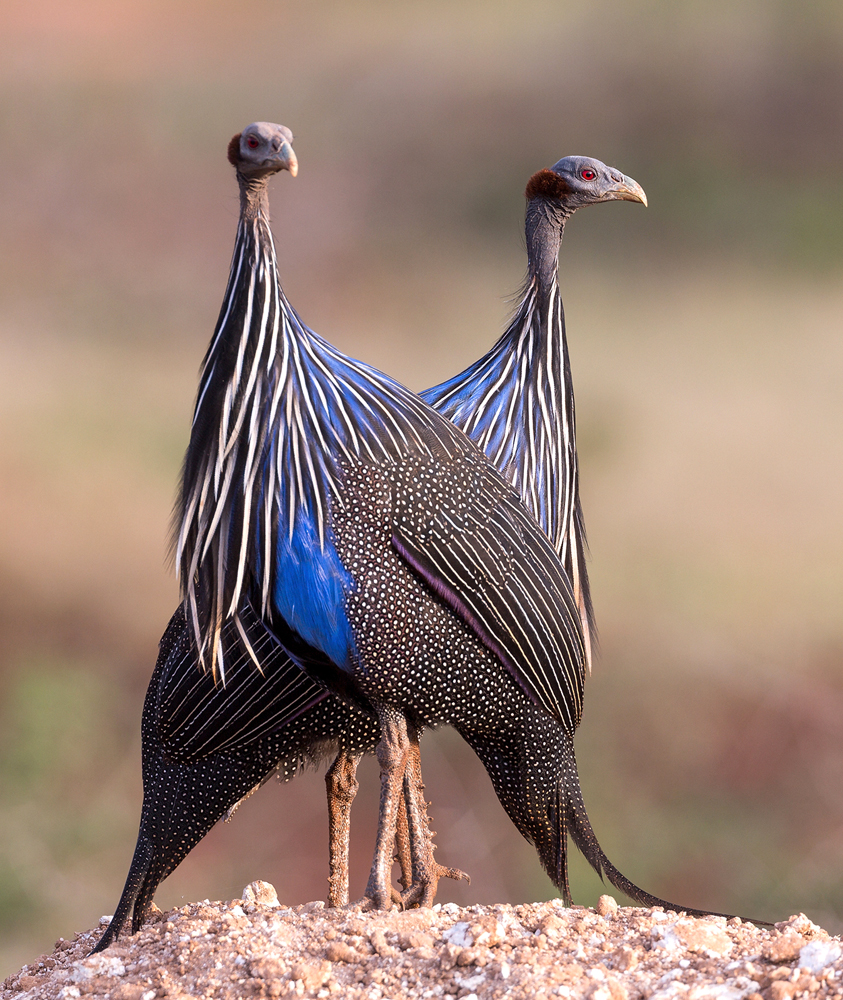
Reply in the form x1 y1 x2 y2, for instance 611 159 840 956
228 122 298 180
526 156 647 209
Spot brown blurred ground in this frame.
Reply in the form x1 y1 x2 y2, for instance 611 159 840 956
0 0 842 979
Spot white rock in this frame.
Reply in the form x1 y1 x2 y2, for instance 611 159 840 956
685 979 756 999
70 955 126 982
455 971 486 991
651 925 683 953
592 988 624 1000
655 968 684 987
442 921 473 948
799 940 843 973
650 986 689 1000
786 913 823 936
241 879 280 907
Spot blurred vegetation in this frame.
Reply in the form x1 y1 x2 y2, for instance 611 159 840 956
1 0 842 979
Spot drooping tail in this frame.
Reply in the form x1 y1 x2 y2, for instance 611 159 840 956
90 837 155 953
460 710 770 924
556 737 734 917
91 608 291 952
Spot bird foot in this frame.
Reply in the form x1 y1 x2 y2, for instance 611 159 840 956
400 864 471 909
346 883 404 912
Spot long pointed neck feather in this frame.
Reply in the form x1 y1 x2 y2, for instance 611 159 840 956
422 197 594 667
174 181 468 679
173 193 284 677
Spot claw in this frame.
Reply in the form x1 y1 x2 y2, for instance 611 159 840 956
400 864 470 909
344 895 374 912
364 710 469 910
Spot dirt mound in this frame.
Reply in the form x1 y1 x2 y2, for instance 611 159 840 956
4 883 841 1000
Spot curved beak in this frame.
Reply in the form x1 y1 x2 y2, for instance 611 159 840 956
607 173 647 207
277 139 298 178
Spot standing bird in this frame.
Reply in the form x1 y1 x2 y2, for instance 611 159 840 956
174 122 592 911
328 153 649 892
94 128 703 951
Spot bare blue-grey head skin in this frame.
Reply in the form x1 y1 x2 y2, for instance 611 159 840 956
523 156 646 294
228 122 298 218
229 122 298 179
543 155 647 209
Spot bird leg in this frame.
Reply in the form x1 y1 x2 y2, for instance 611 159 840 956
394 795 413 894
362 705 412 909
325 749 362 907
356 711 465 910
399 721 470 908
326 746 414 908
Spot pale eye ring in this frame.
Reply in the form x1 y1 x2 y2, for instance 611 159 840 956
246 135 260 149
580 168 597 181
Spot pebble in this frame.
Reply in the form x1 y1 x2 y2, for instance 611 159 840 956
5 902 842 1000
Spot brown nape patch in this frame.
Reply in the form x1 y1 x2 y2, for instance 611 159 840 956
525 168 571 201
227 133 242 167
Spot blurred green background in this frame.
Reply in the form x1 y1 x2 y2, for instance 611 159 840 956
1 0 842 978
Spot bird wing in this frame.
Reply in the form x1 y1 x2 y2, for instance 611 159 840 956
390 450 586 734
155 603 330 763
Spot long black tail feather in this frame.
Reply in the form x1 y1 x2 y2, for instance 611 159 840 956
559 738 772 925
91 837 154 953
558 739 728 917
93 604 387 952
461 713 772 925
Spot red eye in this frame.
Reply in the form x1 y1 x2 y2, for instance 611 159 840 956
246 135 260 149
580 168 597 180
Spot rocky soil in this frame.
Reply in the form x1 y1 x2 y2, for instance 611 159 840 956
4 882 842 1000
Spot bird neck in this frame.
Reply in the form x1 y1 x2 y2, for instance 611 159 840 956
421 193 594 668
237 174 272 220
524 199 594 668
175 191 290 676
525 198 567 305
418 198 573 555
